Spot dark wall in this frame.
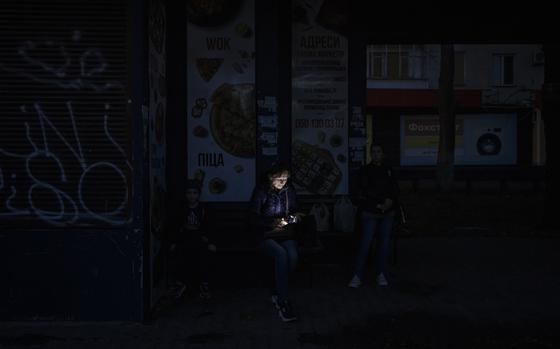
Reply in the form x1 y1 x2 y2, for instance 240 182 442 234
165 0 187 234
0 0 146 321
2 230 143 321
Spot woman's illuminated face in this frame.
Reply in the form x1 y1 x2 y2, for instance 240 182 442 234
270 170 290 190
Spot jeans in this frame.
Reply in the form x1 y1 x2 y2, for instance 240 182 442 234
353 210 395 279
258 239 298 302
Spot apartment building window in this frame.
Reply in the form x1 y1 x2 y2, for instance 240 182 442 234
454 51 465 85
493 54 515 86
367 45 426 80
370 51 384 78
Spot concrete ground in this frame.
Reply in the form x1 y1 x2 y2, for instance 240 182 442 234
1 237 560 348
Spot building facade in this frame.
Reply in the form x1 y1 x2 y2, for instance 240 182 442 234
365 44 545 167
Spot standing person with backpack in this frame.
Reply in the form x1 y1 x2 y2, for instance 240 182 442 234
250 163 302 322
348 143 399 288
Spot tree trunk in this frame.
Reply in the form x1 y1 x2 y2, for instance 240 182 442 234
437 44 456 192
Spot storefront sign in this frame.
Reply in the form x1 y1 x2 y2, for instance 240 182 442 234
400 114 517 165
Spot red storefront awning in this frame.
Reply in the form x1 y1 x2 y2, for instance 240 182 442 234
367 89 482 108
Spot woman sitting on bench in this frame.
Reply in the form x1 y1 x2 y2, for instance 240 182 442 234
250 163 302 322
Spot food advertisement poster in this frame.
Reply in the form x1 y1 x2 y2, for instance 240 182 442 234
400 114 516 165
186 0 256 201
291 0 349 195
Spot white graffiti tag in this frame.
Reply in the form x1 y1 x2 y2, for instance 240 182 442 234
0 32 123 91
0 102 131 225
0 31 131 225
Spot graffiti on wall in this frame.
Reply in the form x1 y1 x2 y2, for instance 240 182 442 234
0 31 131 226
0 31 123 92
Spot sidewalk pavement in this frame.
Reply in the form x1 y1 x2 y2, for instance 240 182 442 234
1 237 560 348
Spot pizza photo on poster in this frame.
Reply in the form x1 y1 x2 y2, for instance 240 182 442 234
210 83 256 158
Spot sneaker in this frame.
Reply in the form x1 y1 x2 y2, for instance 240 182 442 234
376 273 389 286
271 295 280 310
348 275 361 288
278 300 297 322
199 282 211 299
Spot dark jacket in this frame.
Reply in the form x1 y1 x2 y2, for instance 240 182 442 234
249 183 298 243
354 162 399 214
173 201 213 246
